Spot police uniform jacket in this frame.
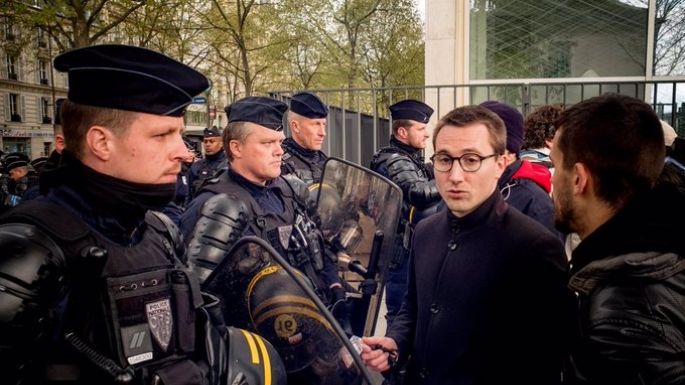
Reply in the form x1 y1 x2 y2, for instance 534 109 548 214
180 169 339 289
187 150 227 198
370 137 438 212
386 190 571 385
0 157 202 384
281 138 327 185
565 181 685 385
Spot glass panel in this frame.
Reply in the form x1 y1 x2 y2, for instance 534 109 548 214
470 0 649 79
648 82 685 135
653 0 685 76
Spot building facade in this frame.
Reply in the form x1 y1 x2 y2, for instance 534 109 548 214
425 0 685 135
1 17 67 159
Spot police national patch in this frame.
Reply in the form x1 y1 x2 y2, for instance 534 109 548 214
278 225 293 250
146 298 173 352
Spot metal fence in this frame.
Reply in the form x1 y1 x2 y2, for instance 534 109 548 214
270 79 685 165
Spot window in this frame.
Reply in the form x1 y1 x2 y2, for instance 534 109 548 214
185 110 207 125
6 54 17 80
469 0 648 79
40 97 51 124
4 20 15 41
37 27 47 48
39 60 49 85
7 93 22 122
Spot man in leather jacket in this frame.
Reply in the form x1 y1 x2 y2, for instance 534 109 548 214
550 94 685 385
281 92 329 186
369 99 440 323
0 45 284 385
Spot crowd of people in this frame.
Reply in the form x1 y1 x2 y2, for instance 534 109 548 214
1 43 685 385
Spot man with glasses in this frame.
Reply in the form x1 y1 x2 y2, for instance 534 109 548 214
370 99 441 325
362 105 572 385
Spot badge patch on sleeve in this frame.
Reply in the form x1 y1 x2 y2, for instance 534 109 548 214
121 324 153 365
146 298 173 352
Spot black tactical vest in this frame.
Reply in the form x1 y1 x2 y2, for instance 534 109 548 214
200 172 328 294
281 152 323 186
2 200 203 384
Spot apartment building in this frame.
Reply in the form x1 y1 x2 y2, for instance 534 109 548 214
1 17 67 159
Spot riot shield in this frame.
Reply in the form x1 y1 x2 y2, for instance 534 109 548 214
202 236 376 385
312 157 402 336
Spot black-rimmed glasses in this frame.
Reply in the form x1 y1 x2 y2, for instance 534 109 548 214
430 153 498 173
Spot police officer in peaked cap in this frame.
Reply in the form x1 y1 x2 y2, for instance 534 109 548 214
370 99 442 324
0 44 285 385
281 92 329 185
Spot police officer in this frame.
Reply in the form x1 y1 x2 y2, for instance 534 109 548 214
0 45 284 385
1 152 39 207
281 92 329 185
370 99 440 323
180 96 341 297
187 126 228 200
179 97 348 378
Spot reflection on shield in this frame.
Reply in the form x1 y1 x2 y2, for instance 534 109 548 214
146 298 172 352
203 236 374 385
312 157 402 336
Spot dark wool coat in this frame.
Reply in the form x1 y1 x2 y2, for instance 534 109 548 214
387 191 573 385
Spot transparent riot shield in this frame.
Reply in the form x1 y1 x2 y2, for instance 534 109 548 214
202 236 376 385
312 157 402 337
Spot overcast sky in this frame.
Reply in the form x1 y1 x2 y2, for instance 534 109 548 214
414 0 425 21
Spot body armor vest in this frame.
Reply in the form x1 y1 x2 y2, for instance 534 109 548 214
3 200 202 384
281 152 323 186
371 146 432 224
281 139 326 186
200 172 328 295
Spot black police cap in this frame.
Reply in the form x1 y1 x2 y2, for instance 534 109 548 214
54 44 209 117
389 99 434 123
225 97 287 131
204 126 221 138
30 157 49 172
290 92 328 119
4 152 30 172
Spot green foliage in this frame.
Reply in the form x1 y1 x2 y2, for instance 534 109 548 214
1 0 425 99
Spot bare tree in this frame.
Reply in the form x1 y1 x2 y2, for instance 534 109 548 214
2 0 147 50
653 0 685 75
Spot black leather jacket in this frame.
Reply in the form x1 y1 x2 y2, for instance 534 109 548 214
370 138 440 219
566 182 685 385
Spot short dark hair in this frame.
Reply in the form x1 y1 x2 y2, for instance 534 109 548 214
223 121 252 161
60 100 138 159
555 94 665 208
392 119 415 136
523 105 563 149
432 105 506 155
